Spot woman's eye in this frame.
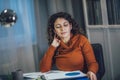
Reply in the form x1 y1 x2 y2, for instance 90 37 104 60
64 24 68 27
55 25 61 28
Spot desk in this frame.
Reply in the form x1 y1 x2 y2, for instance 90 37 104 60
24 77 89 80
67 77 89 80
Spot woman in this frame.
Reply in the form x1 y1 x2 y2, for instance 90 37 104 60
40 12 98 80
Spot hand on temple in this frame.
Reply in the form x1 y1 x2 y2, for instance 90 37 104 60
51 36 61 48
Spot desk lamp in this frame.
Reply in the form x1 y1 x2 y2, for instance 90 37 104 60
0 9 17 27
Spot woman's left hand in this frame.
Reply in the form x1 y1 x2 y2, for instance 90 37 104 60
87 71 97 80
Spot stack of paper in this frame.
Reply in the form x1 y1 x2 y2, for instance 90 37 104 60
23 72 43 79
23 70 87 80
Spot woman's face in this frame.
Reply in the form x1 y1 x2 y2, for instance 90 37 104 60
54 18 72 39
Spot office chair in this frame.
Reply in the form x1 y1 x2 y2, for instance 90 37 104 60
91 43 105 80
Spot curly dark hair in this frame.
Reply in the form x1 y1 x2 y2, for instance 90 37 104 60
47 12 85 45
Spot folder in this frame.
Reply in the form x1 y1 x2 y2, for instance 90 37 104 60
23 70 87 80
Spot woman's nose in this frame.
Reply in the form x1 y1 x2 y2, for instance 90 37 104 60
60 26 65 31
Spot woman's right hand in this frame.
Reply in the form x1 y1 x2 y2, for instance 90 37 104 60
51 36 61 48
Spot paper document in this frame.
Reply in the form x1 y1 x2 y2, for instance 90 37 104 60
23 70 87 80
23 72 43 79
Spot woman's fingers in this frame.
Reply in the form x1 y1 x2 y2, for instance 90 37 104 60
87 71 97 80
51 36 61 47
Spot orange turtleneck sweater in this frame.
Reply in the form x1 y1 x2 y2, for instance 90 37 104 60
40 34 98 73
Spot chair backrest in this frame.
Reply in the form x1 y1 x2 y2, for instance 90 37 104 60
91 43 105 80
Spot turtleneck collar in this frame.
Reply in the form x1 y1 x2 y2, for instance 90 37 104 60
59 34 80 49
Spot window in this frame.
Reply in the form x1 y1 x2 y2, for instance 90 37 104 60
86 0 102 25
106 0 120 24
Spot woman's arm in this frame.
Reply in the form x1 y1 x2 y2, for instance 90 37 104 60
81 36 98 73
40 45 56 72
40 36 60 72
80 35 98 80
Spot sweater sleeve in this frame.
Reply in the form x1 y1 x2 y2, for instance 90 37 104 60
81 35 98 74
40 45 56 72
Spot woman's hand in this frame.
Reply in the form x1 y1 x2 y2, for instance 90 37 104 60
51 36 61 48
87 71 97 80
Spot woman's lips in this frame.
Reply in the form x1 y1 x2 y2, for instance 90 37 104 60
61 32 66 35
